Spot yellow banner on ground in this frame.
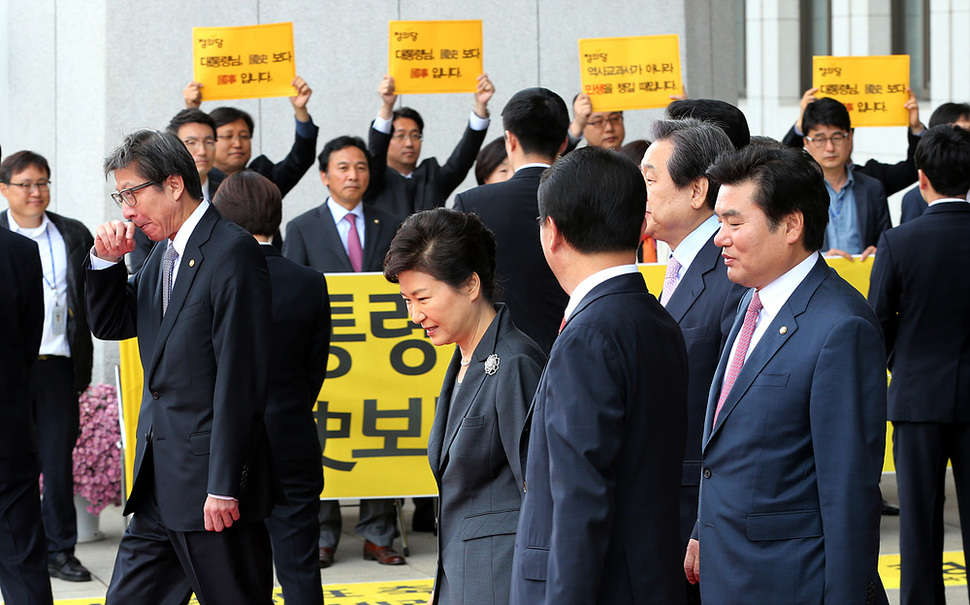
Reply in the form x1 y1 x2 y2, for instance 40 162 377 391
578 35 683 112
388 20 483 94
192 22 296 101
812 55 910 127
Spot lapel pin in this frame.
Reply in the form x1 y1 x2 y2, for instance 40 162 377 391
779 326 788 335
373 219 379 224
485 354 500 376
188 259 195 268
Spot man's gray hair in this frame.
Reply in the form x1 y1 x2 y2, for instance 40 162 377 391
646 118 733 209
104 129 203 201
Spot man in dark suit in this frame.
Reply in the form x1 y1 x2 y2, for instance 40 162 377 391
454 87 570 355
686 145 888 604
641 119 745 604
211 171 331 605
365 73 494 222
283 136 403 567
184 76 318 199
0 150 94 583
86 129 275 604
0 225 54 604
129 108 226 273
868 125 970 605
510 147 689 605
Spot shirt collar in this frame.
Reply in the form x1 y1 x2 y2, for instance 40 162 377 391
755 252 819 320
563 264 639 321
825 167 855 195
671 214 719 274
327 197 363 224
928 197 970 207
7 211 51 234
515 162 551 173
171 200 209 258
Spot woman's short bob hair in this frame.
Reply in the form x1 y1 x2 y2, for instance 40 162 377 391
383 207 497 304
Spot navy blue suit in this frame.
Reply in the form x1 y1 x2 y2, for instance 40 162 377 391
868 201 970 604
511 272 688 605
698 256 887 605
899 186 927 224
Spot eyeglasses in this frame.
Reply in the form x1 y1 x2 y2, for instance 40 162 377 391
587 114 624 128
392 132 423 142
804 133 849 148
111 181 158 208
182 137 216 149
217 133 251 143
5 180 51 192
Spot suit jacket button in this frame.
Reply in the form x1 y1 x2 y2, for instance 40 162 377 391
151 391 159 400
703 469 712 479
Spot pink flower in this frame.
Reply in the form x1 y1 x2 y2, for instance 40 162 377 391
73 384 122 515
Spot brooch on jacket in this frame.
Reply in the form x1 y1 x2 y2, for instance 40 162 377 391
484 354 500 376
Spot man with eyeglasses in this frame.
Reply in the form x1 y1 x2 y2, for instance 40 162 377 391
800 97 891 261
183 76 318 199
365 73 494 222
565 93 626 151
129 108 224 274
0 150 95 584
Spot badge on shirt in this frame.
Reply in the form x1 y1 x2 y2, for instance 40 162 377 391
51 301 67 335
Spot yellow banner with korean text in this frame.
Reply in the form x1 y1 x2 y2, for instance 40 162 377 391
578 35 683 112
812 55 910 127
192 22 297 101
388 20 483 94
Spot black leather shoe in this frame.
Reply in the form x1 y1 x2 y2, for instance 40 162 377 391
881 498 900 516
319 547 334 568
48 552 92 582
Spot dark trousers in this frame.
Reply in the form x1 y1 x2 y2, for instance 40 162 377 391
105 465 273 605
266 458 323 605
28 357 78 556
894 421 970 605
318 499 397 550
0 454 54 605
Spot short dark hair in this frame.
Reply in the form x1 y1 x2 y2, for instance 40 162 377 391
802 97 852 134
383 208 498 304
104 130 203 201
392 107 424 133
538 146 645 254
666 99 751 150
209 107 255 133
618 139 650 166
318 136 371 174
0 150 51 183
928 102 970 128
914 125 970 198
166 108 217 138
474 137 508 186
707 145 829 252
211 171 282 237
649 118 734 209
502 88 569 160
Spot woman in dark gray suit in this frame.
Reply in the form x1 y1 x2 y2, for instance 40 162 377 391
384 208 546 605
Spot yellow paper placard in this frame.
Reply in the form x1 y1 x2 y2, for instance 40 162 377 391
192 22 297 102
388 20 483 94
812 55 910 127
578 35 683 112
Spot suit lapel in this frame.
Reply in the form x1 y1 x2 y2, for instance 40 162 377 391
665 235 719 322
146 206 216 379
318 206 354 272
428 349 461 476
362 209 387 271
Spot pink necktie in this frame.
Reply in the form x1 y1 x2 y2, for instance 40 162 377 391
558 316 567 334
344 213 363 272
660 256 682 307
713 291 762 426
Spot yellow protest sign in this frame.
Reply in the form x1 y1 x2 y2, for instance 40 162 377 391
812 55 910 127
388 20 483 94
578 35 683 112
192 22 297 101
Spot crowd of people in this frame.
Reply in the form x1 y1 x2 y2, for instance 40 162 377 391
1 70 969 605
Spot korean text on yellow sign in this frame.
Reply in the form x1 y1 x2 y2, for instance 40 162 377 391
812 55 910 127
578 35 683 112
192 22 296 102
388 20 483 94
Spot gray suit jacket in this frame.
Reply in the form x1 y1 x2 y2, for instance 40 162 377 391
430 305 545 605
282 202 399 273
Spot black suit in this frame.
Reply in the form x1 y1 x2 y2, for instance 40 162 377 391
661 233 745 604
0 228 53 605
209 122 317 199
2 210 93 558
868 201 970 604
454 167 569 355
86 204 276 604
365 122 488 221
282 201 401 552
262 246 330 605
282 202 399 273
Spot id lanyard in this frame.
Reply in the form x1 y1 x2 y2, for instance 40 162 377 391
42 223 57 292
